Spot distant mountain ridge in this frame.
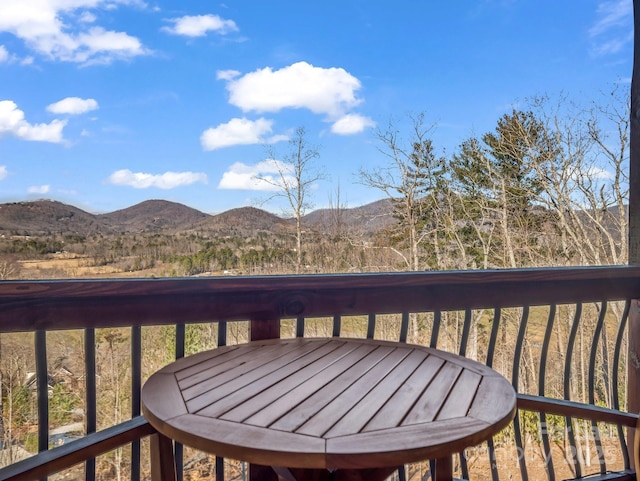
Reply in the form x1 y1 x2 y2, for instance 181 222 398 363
0 200 107 236
99 199 208 233
195 207 296 236
0 199 393 237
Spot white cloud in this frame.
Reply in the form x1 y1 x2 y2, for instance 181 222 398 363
0 46 8 62
107 169 208 189
28 184 50 194
590 32 633 56
47 97 98 115
218 159 294 191
0 100 66 142
162 14 238 37
201 117 286 150
219 61 363 119
0 0 150 64
216 69 240 81
590 0 631 36
78 11 97 23
589 0 633 55
0 166 7 180
331 113 376 135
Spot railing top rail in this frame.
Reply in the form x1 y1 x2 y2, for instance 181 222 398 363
1 265 640 332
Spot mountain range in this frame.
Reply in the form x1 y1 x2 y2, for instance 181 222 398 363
0 199 394 237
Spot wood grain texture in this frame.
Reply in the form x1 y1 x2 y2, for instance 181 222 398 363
150 433 177 481
141 338 516 472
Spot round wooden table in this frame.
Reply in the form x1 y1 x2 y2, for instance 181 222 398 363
142 338 516 481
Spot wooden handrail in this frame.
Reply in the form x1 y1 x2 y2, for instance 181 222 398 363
517 394 639 428
0 417 156 481
0 265 639 332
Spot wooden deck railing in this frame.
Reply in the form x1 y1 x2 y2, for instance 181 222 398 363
0 265 639 480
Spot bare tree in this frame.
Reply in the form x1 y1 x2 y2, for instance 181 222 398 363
0 261 17 280
508 91 630 267
359 113 445 271
259 127 323 273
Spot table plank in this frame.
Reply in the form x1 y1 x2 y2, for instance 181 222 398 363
142 373 188 423
268 345 397 433
184 341 334 411
162 415 327 469
468 375 517 425
402 362 462 425
362 354 445 432
175 343 276 385
228 342 379 427
324 349 428 437
326 417 490 469
163 344 241 376
202 340 358 420
220 343 373 427
435 369 482 421
296 347 412 437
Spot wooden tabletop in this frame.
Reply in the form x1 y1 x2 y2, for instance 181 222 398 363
142 337 516 472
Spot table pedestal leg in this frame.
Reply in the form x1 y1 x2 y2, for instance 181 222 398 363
150 433 177 481
251 463 279 480
271 466 398 481
433 456 453 481
331 467 398 481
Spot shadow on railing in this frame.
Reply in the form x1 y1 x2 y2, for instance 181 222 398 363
0 265 639 481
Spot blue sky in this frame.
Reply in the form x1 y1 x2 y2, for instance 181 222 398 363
0 0 634 215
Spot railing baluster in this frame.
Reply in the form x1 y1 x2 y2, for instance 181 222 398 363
486 307 502 367
296 317 304 338
588 302 608 474
84 328 96 481
366 314 375 339
332 315 341 337
512 306 530 481
175 324 185 481
430 310 441 348
131 325 142 481
458 308 472 357
485 309 501 369
399 312 409 343
612 300 631 469
564 303 583 479
215 457 225 481
218 321 227 347
35 330 48 481
539 304 556 481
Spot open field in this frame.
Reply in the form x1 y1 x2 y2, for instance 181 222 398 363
18 254 170 279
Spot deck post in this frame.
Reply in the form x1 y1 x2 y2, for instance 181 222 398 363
628 0 640 468
250 317 280 342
